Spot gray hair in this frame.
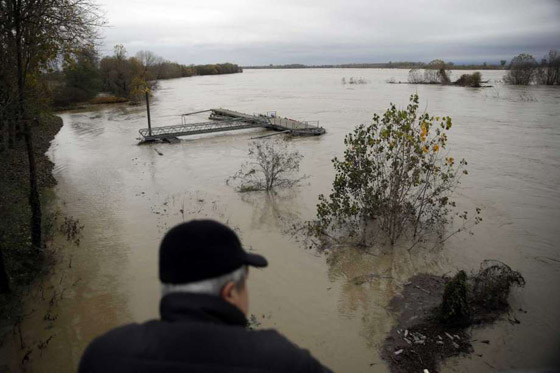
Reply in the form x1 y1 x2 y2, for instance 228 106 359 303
161 266 247 297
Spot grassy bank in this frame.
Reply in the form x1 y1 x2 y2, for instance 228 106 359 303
0 115 62 335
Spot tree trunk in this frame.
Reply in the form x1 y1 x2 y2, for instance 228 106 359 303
24 120 42 250
362 215 368 247
0 247 10 293
15 7 42 250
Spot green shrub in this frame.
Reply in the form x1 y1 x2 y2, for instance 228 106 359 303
455 72 482 87
438 270 471 325
314 94 466 246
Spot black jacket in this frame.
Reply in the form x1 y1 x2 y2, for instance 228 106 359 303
79 293 333 373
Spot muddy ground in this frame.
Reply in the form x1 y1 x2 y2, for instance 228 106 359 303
382 274 472 373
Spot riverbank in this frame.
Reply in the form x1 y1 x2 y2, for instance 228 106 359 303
53 94 130 112
0 115 63 347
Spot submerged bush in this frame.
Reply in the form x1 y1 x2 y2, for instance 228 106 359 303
438 271 471 325
314 94 468 246
228 138 304 192
535 49 560 85
424 59 451 84
342 77 369 85
454 72 482 87
504 53 538 85
408 60 452 84
437 261 525 326
470 260 526 311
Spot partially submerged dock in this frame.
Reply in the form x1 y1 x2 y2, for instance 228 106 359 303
139 108 325 142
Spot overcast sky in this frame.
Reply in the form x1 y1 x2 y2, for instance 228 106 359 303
97 0 560 65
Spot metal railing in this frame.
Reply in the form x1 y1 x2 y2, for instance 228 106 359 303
139 109 325 140
139 120 262 139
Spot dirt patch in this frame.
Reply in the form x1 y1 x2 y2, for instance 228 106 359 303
382 265 525 373
382 274 472 373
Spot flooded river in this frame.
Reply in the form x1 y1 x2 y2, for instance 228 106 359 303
5 69 560 372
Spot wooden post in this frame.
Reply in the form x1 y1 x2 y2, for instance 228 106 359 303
145 91 152 137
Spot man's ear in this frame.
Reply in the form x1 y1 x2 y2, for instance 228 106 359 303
221 281 236 303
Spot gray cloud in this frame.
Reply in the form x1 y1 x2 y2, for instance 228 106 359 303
97 0 560 65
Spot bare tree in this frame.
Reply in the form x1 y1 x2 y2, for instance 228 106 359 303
136 50 164 79
228 138 305 192
424 59 451 84
536 50 560 85
408 68 423 83
407 60 451 84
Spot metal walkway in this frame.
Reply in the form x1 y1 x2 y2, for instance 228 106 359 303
139 120 262 139
139 108 325 141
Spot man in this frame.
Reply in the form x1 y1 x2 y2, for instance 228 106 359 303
79 219 332 373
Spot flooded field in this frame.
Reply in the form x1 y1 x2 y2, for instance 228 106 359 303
4 69 560 372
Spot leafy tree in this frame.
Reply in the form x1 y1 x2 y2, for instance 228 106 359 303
99 49 244 99
0 0 102 292
504 53 537 85
500 60 507 67
196 64 219 75
0 0 102 246
314 94 468 246
100 50 242 86
99 45 143 98
228 139 304 192
157 62 183 79
53 46 102 106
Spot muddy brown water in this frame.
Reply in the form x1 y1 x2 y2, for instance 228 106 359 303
3 69 559 372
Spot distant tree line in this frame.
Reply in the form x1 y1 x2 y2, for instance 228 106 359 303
244 61 506 70
402 50 560 87
245 50 560 83
50 45 243 107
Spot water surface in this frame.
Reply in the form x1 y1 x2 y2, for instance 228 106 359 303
6 69 560 372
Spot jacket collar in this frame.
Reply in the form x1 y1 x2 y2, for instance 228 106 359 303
160 292 248 327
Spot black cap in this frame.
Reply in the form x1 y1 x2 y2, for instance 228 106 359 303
159 220 268 284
